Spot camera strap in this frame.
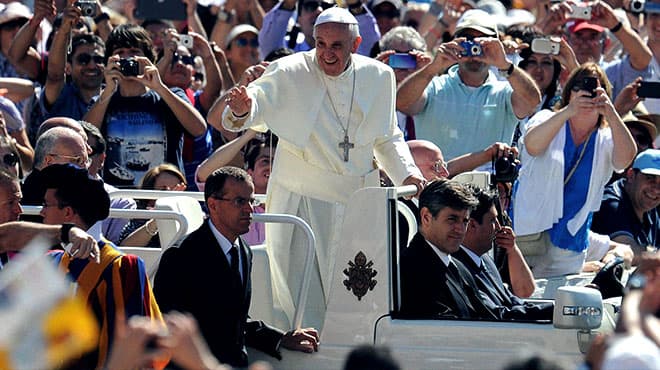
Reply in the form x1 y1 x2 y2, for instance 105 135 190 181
564 130 593 186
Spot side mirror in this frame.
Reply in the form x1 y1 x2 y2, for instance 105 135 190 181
553 286 603 330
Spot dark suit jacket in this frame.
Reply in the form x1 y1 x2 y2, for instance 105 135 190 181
453 247 553 321
400 233 498 320
154 221 283 368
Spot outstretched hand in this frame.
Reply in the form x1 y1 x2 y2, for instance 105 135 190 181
225 86 252 117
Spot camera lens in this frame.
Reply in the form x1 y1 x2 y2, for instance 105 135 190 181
471 45 481 56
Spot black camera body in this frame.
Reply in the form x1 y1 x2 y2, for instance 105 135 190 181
118 58 139 77
75 0 96 17
493 152 519 183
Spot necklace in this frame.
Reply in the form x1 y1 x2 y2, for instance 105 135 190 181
323 65 357 162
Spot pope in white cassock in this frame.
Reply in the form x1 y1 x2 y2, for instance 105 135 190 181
223 7 425 330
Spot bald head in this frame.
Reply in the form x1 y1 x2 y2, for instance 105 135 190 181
34 127 89 170
407 140 448 181
37 117 88 141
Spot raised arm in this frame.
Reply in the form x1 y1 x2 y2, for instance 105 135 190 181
192 33 222 113
591 1 652 70
397 40 462 115
476 37 541 119
43 4 81 108
196 129 257 183
6 0 54 80
136 57 207 137
83 55 122 128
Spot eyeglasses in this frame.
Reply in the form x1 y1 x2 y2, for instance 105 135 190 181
48 153 91 168
432 159 448 175
214 196 260 208
2 152 18 167
172 52 196 66
75 53 106 66
234 38 259 48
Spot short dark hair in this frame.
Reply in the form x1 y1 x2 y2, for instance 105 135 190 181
419 178 478 217
105 24 156 62
79 121 105 156
41 164 110 228
343 345 401 370
464 184 498 224
204 166 253 202
244 132 278 170
140 19 174 30
67 33 105 63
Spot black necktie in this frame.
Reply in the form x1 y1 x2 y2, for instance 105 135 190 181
229 245 241 281
446 262 473 316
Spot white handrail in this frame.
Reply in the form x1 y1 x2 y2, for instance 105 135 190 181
21 206 189 249
253 213 316 332
396 185 418 198
109 189 267 203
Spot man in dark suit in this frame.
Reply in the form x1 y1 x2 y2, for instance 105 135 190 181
453 185 553 321
154 166 318 368
400 178 498 319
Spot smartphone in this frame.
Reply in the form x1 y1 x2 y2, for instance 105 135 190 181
637 81 660 99
531 38 560 55
581 76 598 98
388 53 416 70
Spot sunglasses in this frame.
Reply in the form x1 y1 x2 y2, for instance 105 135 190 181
172 53 195 66
235 38 259 48
75 53 106 66
2 152 17 167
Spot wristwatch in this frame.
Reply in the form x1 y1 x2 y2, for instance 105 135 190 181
499 62 514 78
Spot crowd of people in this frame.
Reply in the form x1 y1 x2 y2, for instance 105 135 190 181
0 0 657 368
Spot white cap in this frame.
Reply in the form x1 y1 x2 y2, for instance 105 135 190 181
314 7 358 27
225 24 259 48
455 9 498 37
0 2 31 26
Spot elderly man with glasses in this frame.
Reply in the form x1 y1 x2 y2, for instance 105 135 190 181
21 125 91 222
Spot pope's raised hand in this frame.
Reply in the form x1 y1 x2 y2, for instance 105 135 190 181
226 86 252 117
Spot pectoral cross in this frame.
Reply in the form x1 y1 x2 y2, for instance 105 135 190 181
339 134 354 162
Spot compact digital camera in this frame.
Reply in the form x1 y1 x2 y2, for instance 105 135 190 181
118 58 139 77
179 34 193 49
630 0 645 13
569 4 592 20
493 152 519 183
74 0 96 17
531 38 560 55
460 40 483 57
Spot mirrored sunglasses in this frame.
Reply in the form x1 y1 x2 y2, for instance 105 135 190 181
235 38 259 48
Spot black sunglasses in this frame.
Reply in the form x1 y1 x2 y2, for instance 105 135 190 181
2 152 18 167
172 53 195 66
75 53 105 65
235 38 259 48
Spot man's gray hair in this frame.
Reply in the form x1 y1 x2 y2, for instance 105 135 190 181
380 26 427 52
312 22 360 42
33 127 80 170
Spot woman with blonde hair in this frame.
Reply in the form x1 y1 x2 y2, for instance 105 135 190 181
512 63 637 278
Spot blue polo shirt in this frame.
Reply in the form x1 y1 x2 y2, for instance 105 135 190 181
414 64 518 160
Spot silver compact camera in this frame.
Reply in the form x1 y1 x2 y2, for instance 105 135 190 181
531 38 560 55
569 4 592 20
75 0 96 17
179 34 193 49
